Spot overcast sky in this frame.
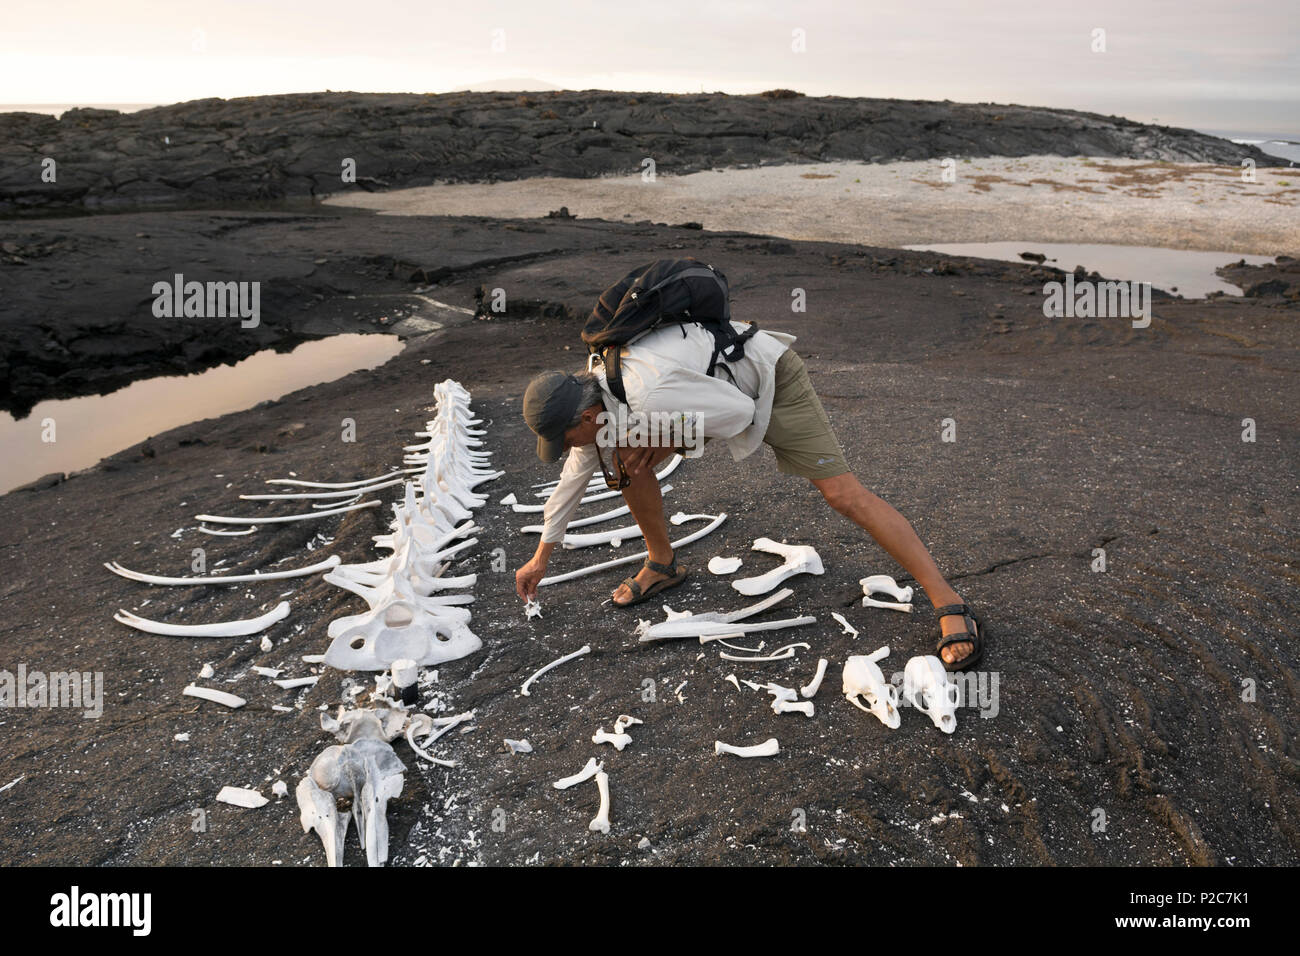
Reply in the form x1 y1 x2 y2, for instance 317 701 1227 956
4 0 1296 131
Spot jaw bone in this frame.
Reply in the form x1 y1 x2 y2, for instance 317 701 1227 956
731 538 824 596
903 655 959 734
860 574 914 613
842 647 901 729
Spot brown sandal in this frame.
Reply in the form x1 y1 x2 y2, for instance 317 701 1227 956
611 553 689 607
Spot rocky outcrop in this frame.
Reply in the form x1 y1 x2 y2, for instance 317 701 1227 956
0 91 1279 214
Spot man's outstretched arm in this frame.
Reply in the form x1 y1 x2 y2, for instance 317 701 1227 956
515 444 599 600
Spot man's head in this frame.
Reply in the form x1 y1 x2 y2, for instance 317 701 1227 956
522 370 605 463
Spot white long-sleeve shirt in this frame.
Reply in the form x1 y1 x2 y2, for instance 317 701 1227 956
539 321 795 543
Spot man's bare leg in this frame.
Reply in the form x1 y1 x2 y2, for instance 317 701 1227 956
811 472 973 665
611 446 679 605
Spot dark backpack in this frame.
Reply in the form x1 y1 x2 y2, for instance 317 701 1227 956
581 258 759 405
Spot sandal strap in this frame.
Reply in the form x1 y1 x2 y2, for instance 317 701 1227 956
619 576 643 600
934 603 971 619
644 553 677 575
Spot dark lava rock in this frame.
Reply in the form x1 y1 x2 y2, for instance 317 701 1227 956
0 91 1280 215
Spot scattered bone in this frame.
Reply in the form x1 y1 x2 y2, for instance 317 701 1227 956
708 555 743 575
714 638 765 653
302 654 326 664
272 780 289 799
831 612 859 638
592 728 633 751
842 647 901 729
260 635 274 652
588 771 611 834
612 715 642 734
639 614 814 644
252 666 283 678
539 514 727 586
199 524 256 536
174 732 190 742
638 837 652 850
105 555 341 586
183 684 247 709
524 598 543 620
272 705 295 713
731 538 824 596
504 738 533 755
724 673 741 691
903 655 959 734
199 663 215 679
194 500 381 525
553 757 603 790
714 738 780 758
520 644 591 696
406 724 457 768
718 641 810 662
273 676 319 690
774 699 815 717
800 659 829 699
116 601 290 637
217 786 268 809
860 574 915 613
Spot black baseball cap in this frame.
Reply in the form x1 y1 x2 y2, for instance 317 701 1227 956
523 370 585 463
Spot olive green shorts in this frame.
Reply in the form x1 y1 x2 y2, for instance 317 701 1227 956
761 349 850 479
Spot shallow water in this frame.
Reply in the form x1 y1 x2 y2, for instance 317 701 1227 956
902 242 1276 298
0 333 404 494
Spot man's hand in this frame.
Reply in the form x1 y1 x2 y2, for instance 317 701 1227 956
515 556 548 602
620 444 658 478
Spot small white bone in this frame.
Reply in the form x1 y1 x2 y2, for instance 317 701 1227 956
800 659 829 699
553 757 604 790
903 655 959 734
217 785 268 809
524 598 543 620
831 612 859 637
707 555 743 574
718 641 809 662
638 614 814 643
273 676 318 690
115 601 289 637
731 538 824 596
714 738 780 758
612 715 643 734
724 673 741 691
504 738 533 755
183 685 247 708
841 647 901 729
593 727 632 751
260 635 273 652
272 780 289 799
520 645 591 696
589 771 611 834
860 574 915 612
773 699 815 717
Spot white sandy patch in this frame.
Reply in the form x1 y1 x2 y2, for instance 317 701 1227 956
325 156 1299 256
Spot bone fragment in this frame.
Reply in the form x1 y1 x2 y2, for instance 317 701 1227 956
217 786 268 808
520 645 591 696
588 771 611 834
800 659 830 699
553 757 603 790
714 738 780 758
182 685 247 708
